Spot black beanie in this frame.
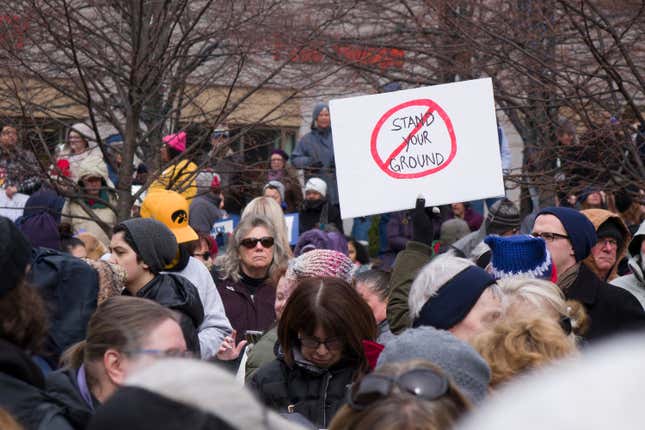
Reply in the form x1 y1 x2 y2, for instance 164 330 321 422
0 216 32 296
597 221 625 251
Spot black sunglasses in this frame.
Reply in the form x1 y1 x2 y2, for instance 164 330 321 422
240 236 275 249
349 368 449 410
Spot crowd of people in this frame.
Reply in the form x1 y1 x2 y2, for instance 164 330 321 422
1 102 645 430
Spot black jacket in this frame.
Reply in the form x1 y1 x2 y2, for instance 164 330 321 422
566 264 645 342
125 273 204 354
46 367 97 429
299 198 343 234
0 339 73 430
249 353 356 429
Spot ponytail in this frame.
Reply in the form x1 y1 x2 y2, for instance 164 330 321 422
59 340 86 369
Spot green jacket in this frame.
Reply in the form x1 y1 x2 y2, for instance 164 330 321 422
386 241 435 334
244 326 278 383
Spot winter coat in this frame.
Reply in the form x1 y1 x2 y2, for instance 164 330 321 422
299 198 343 234
450 206 484 232
612 222 645 307
387 241 436 334
581 209 630 282
292 127 339 205
0 339 74 430
162 249 232 359
124 273 204 354
61 157 117 247
189 193 225 234
245 326 278 382
45 367 97 429
213 271 276 339
563 263 645 342
149 159 198 201
0 146 41 194
249 351 356 428
386 210 414 253
65 145 113 187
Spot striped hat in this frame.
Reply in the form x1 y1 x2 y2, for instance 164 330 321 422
484 234 556 282
485 198 521 235
286 249 354 284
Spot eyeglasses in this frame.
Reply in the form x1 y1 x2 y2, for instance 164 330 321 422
124 349 194 359
531 232 570 242
240 236 275 249
598 237 618 248
193 252 211 260
349 368 450 411
298 334 343 351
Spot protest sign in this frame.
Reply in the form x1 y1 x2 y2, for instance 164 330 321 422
210 216 239 255
329 78 504 219
284 213 299 245
0 191 28 221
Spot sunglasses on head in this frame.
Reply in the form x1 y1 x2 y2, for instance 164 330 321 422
348 368 450 410
240 236 275 249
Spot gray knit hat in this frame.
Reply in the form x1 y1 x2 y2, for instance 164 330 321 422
264 180 285 202
377 326 491 404
440 218 471 246
485 198 521 235
119 218 177 274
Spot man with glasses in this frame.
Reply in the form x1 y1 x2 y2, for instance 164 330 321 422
532 207 644 341
581 209 630 282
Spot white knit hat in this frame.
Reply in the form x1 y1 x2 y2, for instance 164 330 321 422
69 122 96 142
305 177 327 197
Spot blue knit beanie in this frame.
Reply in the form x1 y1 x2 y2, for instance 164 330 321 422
485 235 555 281
537 207 597 261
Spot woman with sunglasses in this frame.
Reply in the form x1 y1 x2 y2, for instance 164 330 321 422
215 215 288 355
249 277 377 429
329 359 471 430
46 296 189 428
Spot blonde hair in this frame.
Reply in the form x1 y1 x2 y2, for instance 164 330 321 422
473 315 578 388
241 197 292 259
499 277 589 336
77 232 108 261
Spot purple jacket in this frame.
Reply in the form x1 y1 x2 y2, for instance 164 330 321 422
214 275 275 338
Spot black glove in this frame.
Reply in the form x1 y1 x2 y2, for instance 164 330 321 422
412 198 435 247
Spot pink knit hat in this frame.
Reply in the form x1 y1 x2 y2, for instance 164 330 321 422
286 249 354 284
163 131 186 152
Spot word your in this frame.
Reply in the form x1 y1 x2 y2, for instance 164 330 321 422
389 152 445 173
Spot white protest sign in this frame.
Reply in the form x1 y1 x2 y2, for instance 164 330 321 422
329 78 504 219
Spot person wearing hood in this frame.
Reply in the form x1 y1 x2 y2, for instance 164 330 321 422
299 177 343 233
612 221 645 307
16 187 66 250
292 102 339 206
141 189 232 359
108 218 204 354
149 131 198 201
0 216 75 430
64 123 112 186
266 149 303 213
581 209 630 282
61 155 117 247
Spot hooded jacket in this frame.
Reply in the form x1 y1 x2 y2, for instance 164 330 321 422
149 159 198 201
0 339 74 430
299 197 343 234
581 209 630 282
61 157 117 246
292 111 338 205
124 273 204 355
612 222 645 307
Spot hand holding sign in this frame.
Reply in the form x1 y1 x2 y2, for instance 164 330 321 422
330 78 504 219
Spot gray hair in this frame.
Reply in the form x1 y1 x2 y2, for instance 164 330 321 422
408 254 476 320
218 214 287 282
